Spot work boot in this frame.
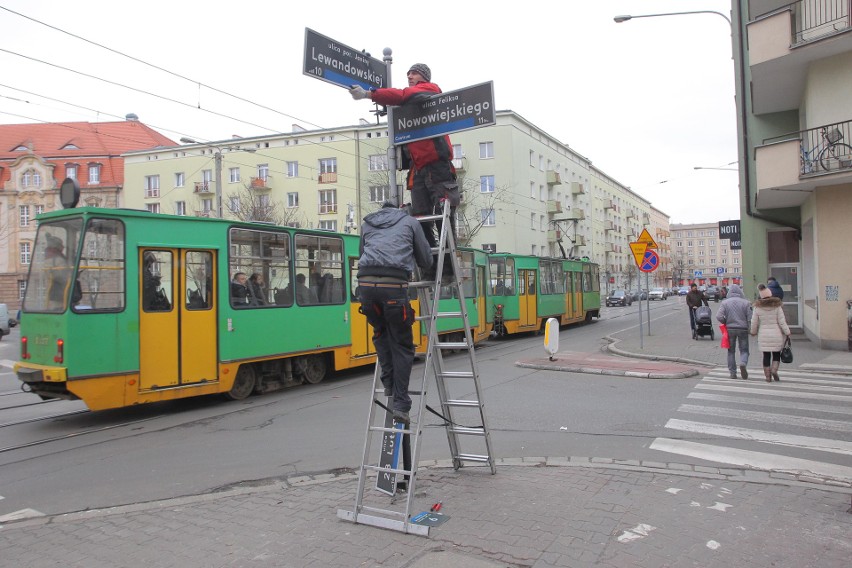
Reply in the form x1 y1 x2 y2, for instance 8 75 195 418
764 367 772 383
739 365 748 380
392 410 410 425
771 360 780 382
384 387 392 397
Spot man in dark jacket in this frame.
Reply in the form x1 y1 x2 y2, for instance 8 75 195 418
767 277 784 300
357 202 433 425
716 284 752 379
350 63 458 278
685 283 709 333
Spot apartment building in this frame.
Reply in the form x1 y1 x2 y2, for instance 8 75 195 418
734 0 852 348
670 222 742 286
0 117 175 309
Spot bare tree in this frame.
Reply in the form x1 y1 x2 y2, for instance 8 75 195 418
224 185 306 227
454 170 508 247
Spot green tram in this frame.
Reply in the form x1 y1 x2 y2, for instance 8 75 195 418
14 208 492 411
488 253 601 336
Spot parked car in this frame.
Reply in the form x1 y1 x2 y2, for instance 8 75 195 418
648 287 668 301
704 285 721 302
606 290 633 307
0 304 9 339
678 286 690 296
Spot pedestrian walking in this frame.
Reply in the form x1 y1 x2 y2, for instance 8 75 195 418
750 286 791 382
685 283 708 333
357 202 433 425
767 276 784 300
716 284 752 379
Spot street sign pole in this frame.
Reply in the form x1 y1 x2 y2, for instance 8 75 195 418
646 271 651 335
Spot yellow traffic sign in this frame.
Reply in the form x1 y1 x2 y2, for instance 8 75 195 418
637 228 658 249
629 242 647 267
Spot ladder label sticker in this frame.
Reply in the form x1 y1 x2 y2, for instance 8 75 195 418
375 412 402 495
410 511 450 526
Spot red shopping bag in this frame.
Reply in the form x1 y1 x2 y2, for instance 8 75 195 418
719 324 730 349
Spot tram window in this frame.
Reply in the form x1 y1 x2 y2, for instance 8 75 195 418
185 251 212 309
294 234 345 305
142 250 173 312
229 228 290 308
488 258 514 296
459 251 475 299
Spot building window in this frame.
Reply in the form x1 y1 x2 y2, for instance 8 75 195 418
202 169 213 183
482 243 496 253
319 158 337 174
202 199 213 213
88 164 101 184
687 240 693 247
539 155 544 171
479 142 494 159
481 209 495 226
530 181 535 198
20 242 31 264
287 192 299 208
19 205 30 227
19 280 27 299
21 169 41 188
480 175 495 193
35 205 44 216
530 213 535 229
229 167 240 183
66 164 78 179
709 239 716 246
452 144 462 159
175 201 186 216
529 150 535 167
258 164 269 181
229 196 240 213
319 220 337 231
369 185 390 203
368 154 388 171
318 189 337 214
175 172 185 187
144 175 160 198
286 161 298 178
145 203 160 214
698 240 705 247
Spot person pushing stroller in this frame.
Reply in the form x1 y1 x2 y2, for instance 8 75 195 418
686 283 709 337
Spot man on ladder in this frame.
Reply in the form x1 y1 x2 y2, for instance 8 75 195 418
350 62 460 281
357 201 433 425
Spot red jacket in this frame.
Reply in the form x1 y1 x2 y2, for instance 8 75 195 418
370 81 453 170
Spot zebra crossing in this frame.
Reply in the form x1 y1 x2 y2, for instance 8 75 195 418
650 366 852 486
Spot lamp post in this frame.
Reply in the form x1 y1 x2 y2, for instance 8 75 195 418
614 11 731 26
180 137 256 219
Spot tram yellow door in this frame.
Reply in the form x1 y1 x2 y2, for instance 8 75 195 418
519 270 537 328
139 249 217 391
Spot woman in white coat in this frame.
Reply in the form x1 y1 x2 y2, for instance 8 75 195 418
750 286 791 382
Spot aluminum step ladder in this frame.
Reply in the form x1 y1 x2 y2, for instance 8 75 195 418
337 199 496 536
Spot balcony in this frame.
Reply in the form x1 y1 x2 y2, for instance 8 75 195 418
546 200 562 214
546 229 560 242
755 120 852 208
566 208 585 220
641 213 650 224
570 181 585 195
573 235 586 246
625 209 635 219
546 170 562 185
452 157 465 171
194 181 212 193
748 2 852 114
250 176 271 191
318 172 338 184
604 220 614 232
603 243 615 253
194 210 212 217
603 199 615 210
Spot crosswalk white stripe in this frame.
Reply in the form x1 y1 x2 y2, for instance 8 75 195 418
687 392 852 415
704 375 852 389
665 418 852 456
707 367 852 380
678 404 852 432
696 383 852 402
649 438 852 482
0 360 16 370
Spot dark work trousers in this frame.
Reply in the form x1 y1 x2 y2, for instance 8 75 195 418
409 161 459 252
358 283 416 413
726 328 750 373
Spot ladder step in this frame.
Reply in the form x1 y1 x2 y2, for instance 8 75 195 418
455 453 492 463
415 312 462 321
368 425 415 435
448 426 486 436
445 399 481 407
439 371 474 379
436 341 469 350
415 213 444 222
363 463 413 477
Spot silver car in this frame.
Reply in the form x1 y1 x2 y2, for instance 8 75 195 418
648 287 668 301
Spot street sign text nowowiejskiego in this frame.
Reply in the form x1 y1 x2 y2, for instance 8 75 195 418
303 28 386 90
393 81 495 145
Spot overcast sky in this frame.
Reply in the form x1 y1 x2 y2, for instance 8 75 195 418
0 0 739 224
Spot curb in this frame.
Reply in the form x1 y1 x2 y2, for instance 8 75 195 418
515 360 698 379
604 334 717 368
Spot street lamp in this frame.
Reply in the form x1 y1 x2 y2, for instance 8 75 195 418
180 137 255 219
614 11 731 26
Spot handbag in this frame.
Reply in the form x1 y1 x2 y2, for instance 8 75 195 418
780 337 793 364
719 324 730 349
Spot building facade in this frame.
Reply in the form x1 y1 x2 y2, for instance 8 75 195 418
122 111 671 293
670 222 743 287
0 117 175 309
734 0 852 348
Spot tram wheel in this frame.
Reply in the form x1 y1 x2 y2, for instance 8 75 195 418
226 365 256 400
301 354 327 384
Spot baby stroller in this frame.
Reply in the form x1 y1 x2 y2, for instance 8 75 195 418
693 305 714 340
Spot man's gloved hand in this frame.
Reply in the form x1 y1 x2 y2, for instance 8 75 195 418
349 85 370 100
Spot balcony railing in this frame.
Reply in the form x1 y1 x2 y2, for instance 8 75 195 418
250 176 270 190
788 0 851 45
194 181 212 193
801 120 852 175
318 172 338 184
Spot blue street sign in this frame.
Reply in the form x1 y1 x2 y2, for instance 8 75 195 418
392 81 495 144
716 267 725 275
303 28 387 90
639 250 659 273
693 270 703 277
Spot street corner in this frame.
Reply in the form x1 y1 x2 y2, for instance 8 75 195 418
515 351 700 379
